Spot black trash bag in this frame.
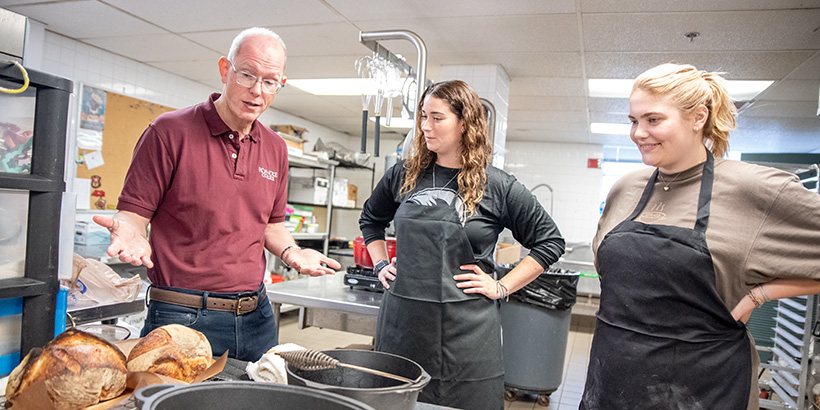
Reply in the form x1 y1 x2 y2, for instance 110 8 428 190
510 270 579 311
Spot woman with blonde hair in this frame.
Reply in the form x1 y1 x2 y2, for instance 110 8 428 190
359 80 564 409
581 63 820 409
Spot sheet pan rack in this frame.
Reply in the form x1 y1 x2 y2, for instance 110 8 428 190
759 295 816 409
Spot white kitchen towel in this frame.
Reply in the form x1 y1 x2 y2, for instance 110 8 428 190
245 343 306 384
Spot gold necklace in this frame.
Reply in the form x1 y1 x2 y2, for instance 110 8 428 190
657 170 683 191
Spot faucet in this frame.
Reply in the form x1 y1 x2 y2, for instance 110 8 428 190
530 183 553 215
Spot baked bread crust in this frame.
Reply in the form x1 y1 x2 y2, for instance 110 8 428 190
126 324 214 383
5 328 127 410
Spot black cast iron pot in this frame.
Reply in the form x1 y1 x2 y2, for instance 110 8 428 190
286 349 431 410
135 381 376 410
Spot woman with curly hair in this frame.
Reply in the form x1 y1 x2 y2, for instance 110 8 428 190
580 63 820 410
359 80 565 409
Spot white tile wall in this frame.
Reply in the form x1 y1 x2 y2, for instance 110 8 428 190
504 141 604 244
440 64 510 168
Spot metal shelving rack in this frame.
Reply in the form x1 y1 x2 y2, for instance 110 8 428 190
0 63 72 355
287 154 338 255
760 295 816 409
286 154 375 255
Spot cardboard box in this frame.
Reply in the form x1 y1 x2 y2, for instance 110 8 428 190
288 176 329 205
495 243 522 265
347 184 358 207
277 133 305 157
332 178 348 207
271 124 308 138
74 221 110 245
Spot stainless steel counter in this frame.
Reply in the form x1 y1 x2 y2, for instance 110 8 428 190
266 274 383 338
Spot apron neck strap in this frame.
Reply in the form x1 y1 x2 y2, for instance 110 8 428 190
694 150 715 233
626 149 715 234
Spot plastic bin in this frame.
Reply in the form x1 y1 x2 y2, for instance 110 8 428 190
0 286 68 376
499 266 579 406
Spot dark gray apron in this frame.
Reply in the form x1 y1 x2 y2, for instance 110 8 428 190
375 170 504 409
580 152 751 409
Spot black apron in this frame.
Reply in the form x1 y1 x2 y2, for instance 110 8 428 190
375 168 504 410
580 152 751 410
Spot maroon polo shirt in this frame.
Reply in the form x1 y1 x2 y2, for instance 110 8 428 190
118 93 289 292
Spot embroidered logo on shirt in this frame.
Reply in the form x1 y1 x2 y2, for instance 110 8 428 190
258 167 278 182
636 201 667 224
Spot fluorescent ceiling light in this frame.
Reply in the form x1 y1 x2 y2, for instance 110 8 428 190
370 116 414 129
288 78 377 96
588 79 773 100
588 79 635 98
590 122 631 135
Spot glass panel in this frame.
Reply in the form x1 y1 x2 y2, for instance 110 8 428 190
0 79 36 174
0 189 28 279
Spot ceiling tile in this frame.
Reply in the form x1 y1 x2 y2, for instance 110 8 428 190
509 95 587 111
7 0 166 38
183 22 363 58
327 0 577 21
508 110 587 124
510 77 584 97
84 33 221 62
759 80 820 102
150 60 219 82
581 0 817 13
742 100 820 119
583 9 820 52
354 14 581 54
105 0 344 33
584 51 817 80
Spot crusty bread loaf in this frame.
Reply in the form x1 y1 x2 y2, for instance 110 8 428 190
126 324 214 383
5 328 127 410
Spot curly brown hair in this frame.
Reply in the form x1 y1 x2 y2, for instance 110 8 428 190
399 80 492 217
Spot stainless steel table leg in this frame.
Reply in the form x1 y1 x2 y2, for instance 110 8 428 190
272 301 281 341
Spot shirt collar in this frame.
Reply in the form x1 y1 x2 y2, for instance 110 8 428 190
203 93 259 143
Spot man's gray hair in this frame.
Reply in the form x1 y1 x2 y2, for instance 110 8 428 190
227 27 287 61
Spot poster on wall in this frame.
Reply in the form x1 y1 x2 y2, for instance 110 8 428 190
78 84 105 150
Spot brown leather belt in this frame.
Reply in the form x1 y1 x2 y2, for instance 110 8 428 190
149 287 259 315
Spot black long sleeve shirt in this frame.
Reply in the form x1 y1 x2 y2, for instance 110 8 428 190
359 161 565 273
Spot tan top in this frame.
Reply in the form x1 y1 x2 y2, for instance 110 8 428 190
593 157 820 409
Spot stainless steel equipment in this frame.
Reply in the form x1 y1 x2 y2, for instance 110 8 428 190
135 382 376 410
287 349 431 410
0 9 26 63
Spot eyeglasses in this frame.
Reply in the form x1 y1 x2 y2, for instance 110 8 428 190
227 60 285 95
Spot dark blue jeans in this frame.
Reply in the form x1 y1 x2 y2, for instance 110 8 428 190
141 284 278 362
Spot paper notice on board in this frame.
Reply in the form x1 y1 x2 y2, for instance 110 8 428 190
77 128 103 150
83 150 105 170
74 178 91 210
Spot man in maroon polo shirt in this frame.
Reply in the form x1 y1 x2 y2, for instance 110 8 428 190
93 27 340 361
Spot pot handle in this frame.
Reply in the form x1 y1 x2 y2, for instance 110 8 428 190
134 384 180 410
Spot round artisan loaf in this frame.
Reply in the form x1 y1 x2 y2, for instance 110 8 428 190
126 324 214 382
5 328 127 410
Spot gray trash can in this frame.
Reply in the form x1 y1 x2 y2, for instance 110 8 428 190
499 267 579 406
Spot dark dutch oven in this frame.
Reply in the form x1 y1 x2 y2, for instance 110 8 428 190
135 381 376 410
286 349 431 410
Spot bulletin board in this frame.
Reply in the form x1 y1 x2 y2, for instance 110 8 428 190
75 92 174 209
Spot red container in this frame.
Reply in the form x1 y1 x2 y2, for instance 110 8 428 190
353 236 396 268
